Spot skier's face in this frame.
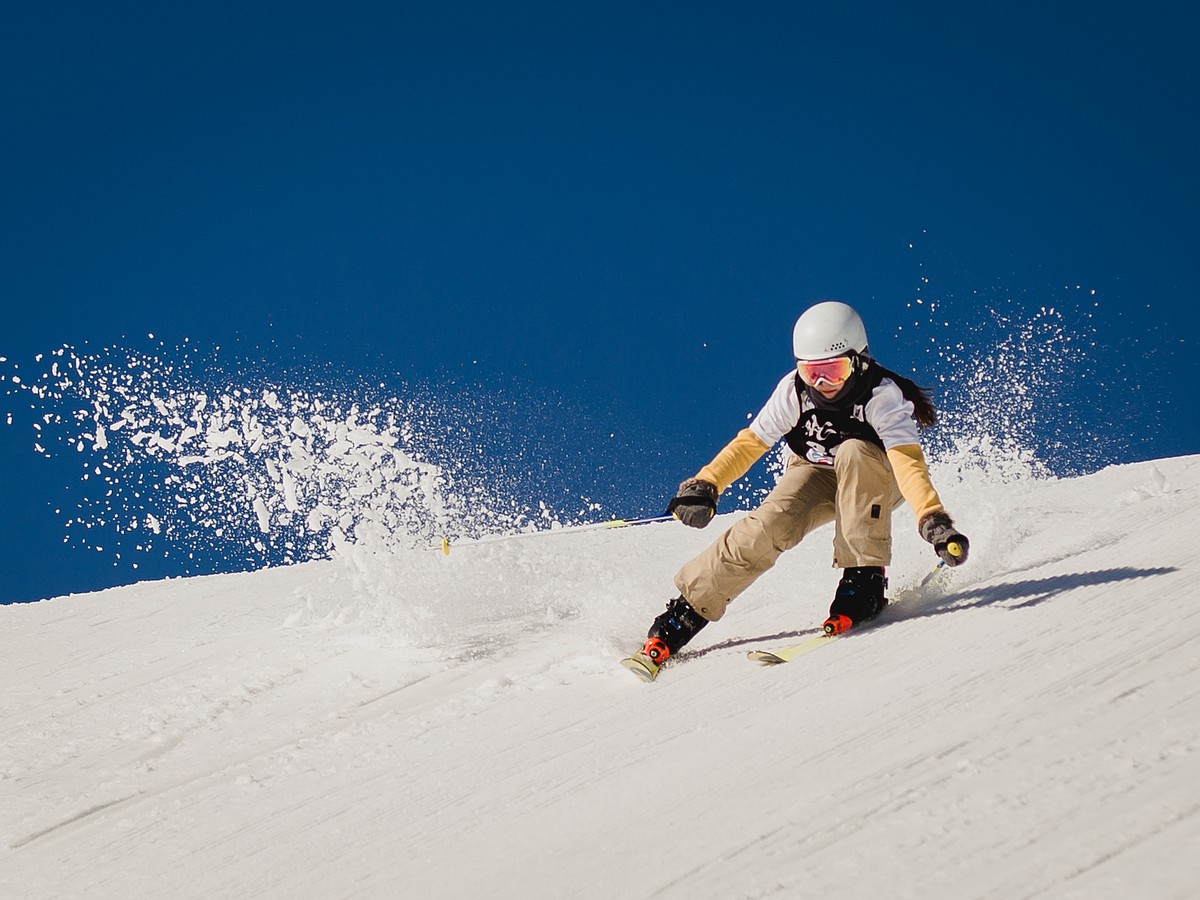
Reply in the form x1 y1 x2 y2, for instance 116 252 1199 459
813 381 845 400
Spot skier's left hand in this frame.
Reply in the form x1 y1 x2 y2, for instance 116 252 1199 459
919 511 970 566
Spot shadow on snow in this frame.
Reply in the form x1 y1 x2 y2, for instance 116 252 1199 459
897 566 1178 621
678 566 1177 661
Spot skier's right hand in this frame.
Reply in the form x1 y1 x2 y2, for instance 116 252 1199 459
919 510 970 566
666 478 718 528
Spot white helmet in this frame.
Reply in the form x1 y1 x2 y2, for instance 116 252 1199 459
792 301 869 360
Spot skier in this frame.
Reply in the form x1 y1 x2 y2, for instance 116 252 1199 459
630 300 969 674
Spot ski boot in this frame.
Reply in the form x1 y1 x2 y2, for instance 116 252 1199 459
622 596 709 681
823 566 888 635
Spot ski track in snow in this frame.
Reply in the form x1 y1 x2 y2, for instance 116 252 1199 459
3 457 1200 899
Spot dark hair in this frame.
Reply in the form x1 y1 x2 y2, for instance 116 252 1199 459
874 363 937 428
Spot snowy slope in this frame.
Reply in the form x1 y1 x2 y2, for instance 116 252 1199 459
3 455 1200 899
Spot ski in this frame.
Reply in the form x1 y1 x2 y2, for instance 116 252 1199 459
746 633 836 665
746 617 886 665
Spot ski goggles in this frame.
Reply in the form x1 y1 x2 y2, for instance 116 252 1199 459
796 355 855 388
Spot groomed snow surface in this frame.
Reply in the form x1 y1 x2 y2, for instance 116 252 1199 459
3 456 1199 899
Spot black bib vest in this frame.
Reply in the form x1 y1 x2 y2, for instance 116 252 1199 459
783 363 889 465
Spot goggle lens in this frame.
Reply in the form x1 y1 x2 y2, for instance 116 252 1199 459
796 355 854 387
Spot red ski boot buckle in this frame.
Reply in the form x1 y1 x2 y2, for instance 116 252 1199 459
641 637 671 663
823 615 853 636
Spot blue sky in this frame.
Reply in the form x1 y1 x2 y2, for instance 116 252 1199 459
3 2 1197 603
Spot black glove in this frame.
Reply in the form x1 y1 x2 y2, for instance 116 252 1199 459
919 511 970 567
666 478 718 529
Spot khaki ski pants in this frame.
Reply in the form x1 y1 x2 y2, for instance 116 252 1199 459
675 439 904 622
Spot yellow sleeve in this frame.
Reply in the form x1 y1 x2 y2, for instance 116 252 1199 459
696 428 771 494
887 443 945 523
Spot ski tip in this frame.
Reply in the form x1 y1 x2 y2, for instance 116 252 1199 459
620 654 660 682
747 650 789 665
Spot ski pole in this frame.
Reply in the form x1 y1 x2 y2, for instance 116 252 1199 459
433 515 674 555
917 559 947 587
914 540 964 588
